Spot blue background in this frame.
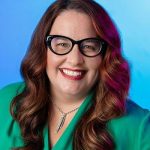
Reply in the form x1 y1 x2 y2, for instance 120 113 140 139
0 0 150 109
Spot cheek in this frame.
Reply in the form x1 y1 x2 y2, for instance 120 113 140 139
46 52 52 74
88 57 102 72
46 51 59 70
46 51 66 78
88 57 102 80
46 51 58 77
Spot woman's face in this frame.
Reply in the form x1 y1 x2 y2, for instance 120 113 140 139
46 10 102 100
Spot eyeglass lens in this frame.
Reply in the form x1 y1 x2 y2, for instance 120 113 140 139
51 36 72 54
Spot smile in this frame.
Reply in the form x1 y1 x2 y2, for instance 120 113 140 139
59 68 86 80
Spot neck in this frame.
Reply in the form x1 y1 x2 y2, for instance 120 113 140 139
53 96 85 113
50 92 86 113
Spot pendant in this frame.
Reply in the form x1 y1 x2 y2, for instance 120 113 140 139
56 113 67 133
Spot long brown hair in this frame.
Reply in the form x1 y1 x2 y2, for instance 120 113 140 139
11 0 130 149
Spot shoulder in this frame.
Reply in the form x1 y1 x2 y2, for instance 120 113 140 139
0 81 25 123
108 100 150 149
0 81 25 117
0 82 25 149
0 82 25 98
126 99 149 114
0 81 25 107
124 99 150 123
0 82 25 114
109 99 150 125
109 99 150 126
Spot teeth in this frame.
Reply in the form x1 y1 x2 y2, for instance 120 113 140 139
62 69 82 77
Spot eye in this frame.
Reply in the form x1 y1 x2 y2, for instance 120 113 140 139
81 44 98 52
81 39 101 53
83 45 96 50
56 42 70 48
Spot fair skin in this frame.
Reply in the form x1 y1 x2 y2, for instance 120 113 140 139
46 10 102 146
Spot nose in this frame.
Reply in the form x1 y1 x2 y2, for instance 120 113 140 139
66 44 84 66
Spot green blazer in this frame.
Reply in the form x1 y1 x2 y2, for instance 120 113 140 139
0 82 150 150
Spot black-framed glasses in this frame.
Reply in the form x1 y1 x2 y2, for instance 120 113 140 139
45 35 107 57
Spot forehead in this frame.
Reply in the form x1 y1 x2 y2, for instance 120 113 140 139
49 10 97 40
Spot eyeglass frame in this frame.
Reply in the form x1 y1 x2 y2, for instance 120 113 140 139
45 35 107 57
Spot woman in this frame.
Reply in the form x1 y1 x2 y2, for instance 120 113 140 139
0 0 150 150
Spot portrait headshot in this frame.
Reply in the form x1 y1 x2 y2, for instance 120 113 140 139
0 0 150 150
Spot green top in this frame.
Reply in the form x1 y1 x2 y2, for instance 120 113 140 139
0 82 150 150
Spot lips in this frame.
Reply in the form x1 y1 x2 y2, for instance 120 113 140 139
59 68 86 80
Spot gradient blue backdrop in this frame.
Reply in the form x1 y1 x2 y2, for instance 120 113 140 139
0 0 150 109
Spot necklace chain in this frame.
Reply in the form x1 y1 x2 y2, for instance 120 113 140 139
54 103 79 115
53 103 80 133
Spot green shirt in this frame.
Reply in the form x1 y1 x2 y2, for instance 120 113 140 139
0 82 150 150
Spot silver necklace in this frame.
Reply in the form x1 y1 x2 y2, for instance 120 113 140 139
53 103 80 133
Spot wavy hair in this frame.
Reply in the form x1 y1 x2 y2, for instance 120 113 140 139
11 0 130 149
